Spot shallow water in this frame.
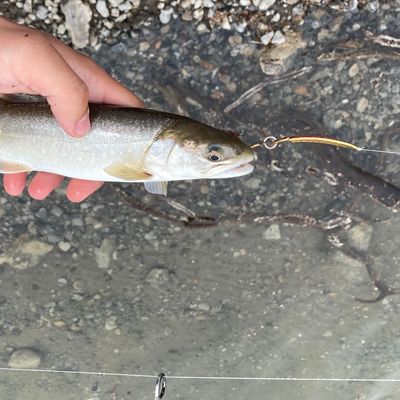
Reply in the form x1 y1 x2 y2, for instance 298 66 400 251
1 6 400 400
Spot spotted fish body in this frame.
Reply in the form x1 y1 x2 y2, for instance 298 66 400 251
0 101 255 195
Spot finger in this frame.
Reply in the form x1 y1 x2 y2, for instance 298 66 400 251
66 179 104 203
49 38 144 107
3 173 27 196
28 172 64 200
11 32 90 137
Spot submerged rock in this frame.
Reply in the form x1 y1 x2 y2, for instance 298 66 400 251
259 30 306 75
0 235 53 270
8 348 42 369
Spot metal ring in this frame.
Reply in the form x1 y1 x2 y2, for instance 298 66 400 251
262 136 278 150
155 373 167 400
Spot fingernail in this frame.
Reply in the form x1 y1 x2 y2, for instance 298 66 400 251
75 109 90 137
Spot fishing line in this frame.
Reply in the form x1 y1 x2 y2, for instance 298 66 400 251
1 366 400 382
250 135 400 157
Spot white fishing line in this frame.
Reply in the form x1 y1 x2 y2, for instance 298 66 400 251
360 148 400 156
0 366 400 383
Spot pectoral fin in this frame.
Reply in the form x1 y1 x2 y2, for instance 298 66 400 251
0 160 32 173
144 181 168 196
104 162 152 181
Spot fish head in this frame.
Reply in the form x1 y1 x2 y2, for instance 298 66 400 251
146 119 256 180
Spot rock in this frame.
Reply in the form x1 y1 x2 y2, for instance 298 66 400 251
347 222 373 251
260 30 306 75
104 316 117 330
58 241 71 252
61 0 92 49
0 235 53 270
146 267 170 284
261 31 274 45
356 97 369 113
258 0 276 10
109 0 124 6
8 348 41 369
36 5 48 20
50 206 64 217
348 63 360 77
96 0 110 18
71 216 84 227
94 238 114 269
286 0 298 4
245 177 261 189
203 0 215 7
271 30 286 45
318 28 332 41
181 11 193 21
159 8 173 24
263 224 281 240
292 5 304 17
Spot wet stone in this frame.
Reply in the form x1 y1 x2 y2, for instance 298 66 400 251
348 63 360 77
263 224 281 240
0 236 53 270
58 241 72 252
8 348 42 369
347 222 373 251
356 97 369 113
146 267 170 284
104 315 118 331
95 238 114 269
244 177 261 189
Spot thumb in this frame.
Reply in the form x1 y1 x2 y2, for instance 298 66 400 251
13 34 91 137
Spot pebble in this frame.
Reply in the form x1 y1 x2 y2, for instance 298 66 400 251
271 30 286 45
8 348 42 369
146 267 170 284
58 241 72 252
244 177 261 189
109 0 124 6
263 224 281 240
36 5 48 20
58 278 68 286
286 0 298 4
96 0 110 18
159 8 173 24
50 206 64 217
356 97 369 113
71 216 84 227
61 0 92 48
258 0 276 11
139 41 150 51
348 63 360 77
261 31 274 45
94 238 114 269
104 316 118 330
347 222 373 251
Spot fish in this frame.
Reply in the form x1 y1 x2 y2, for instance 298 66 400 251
0 100 255 195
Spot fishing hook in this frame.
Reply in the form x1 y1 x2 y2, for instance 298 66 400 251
250 135 362 152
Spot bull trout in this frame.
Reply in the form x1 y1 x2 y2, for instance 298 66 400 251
0 101 255 195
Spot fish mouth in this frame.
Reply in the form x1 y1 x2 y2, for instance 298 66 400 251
208 162 254 178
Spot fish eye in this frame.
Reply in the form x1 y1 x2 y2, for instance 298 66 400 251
209 153 221 162
208 144 223 162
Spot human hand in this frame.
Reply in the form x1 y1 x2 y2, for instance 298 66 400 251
0 17 143 202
